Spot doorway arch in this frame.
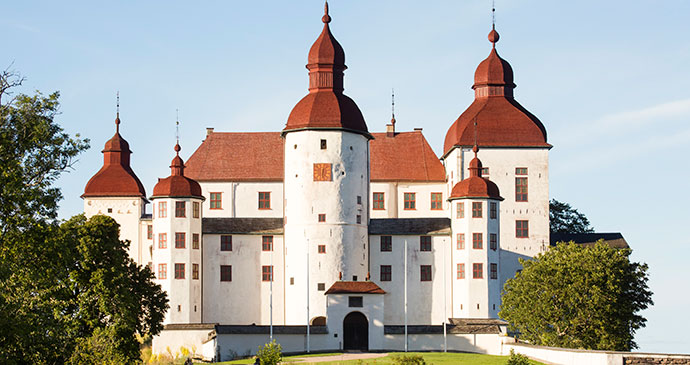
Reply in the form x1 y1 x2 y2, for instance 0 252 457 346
343 311 368 351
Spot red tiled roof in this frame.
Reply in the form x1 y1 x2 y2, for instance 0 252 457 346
370 131 446 182
152 144 203 199
184 132 284 182
449 154 501 200
325 281 385 295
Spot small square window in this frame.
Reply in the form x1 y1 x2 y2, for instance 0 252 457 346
193 201 200 218
318 244 326 254
317 283 326 291
174 263 185 279
431 193 443 210
456 202 464 218
380 236 392 252
262 265 273 282
259 192 271 210
473 263 483 279
221 235 232 251
516 220 529 238
457 233 465 250
420 265 432 281
473 233 483 249
158 263 167 279
210 193 222 209
192 233 200 249
107 208 113 213
404 193 416 210
175 232 185 249
318 214 326 222
380 265 392 281
220 265 232 282
348 296 363 307
457 263 465 279
158 233 167 249
373 192 385 210
175 201 186 218
262 236 273 251
482 167 490 176
420 236 432 252
320 139 327 150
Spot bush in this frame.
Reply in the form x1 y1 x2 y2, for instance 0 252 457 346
391 354 426 365
257 340 282 365
506 349 530 365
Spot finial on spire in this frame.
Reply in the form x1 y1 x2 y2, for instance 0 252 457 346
322 1 331 23
473 119 479 156
175 109 181 156
492 0 496 28
115 91 121 133
391 88 396 125
488 0 499 46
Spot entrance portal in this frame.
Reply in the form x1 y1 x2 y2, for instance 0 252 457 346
343 311 368 351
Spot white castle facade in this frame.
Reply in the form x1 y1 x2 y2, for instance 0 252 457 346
81 5 551 361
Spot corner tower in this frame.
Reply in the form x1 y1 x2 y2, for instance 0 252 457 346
282 2 372 325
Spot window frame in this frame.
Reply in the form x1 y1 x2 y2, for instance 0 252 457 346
373 192 385 210
380 236 392 252
430 192 443 210
158 201 167 218
516 220 529 238
220 235 232 251
262 265 273 282
516 177 528 202
175 232 186 249
515 167 528 175
457 263 465 279
318 214 326 222
192 263 199 280
262 236 273 252
210 192 222 209
420 236 432 252
490 233 497 251
158 233 167 249
192 233 200 249
457 233 465 250
220 265 232 282
380 265 392 281
193 201 200 218
174 263 185 280
158 263 167 279
175 201 186 218
473 263 483 279
420 265 432 281
490 263 498 280
472 202 483 218
258 192 271 210
472 232 483 249
404 192 416 210
490 202 497 219
457 202 464 218
317 244 326 254
147 225 153 239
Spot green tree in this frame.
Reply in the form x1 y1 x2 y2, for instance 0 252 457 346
257 340 282 365
549 199 594 234
499 241 653 351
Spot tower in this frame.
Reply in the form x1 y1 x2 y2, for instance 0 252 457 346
282 2 372 325
151 143 204 324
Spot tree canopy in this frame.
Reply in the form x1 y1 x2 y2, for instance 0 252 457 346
549 198 594 234
499 241 653 351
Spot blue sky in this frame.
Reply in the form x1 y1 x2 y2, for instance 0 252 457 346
4 0 689 353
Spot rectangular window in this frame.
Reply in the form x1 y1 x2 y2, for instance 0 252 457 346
318 244 326 254
373 192 385 210
192 263 199 280
516 220 529 238
158 263 167 279
404 193 416 210
158 201 167 218
318 214 326 222
490 233 497 251
515 167 528 175
420 236 432 251
192 233 200 249
473 263 483 279
175 232 186 249
220 265 232 282
348 296 363 308
158 233 167 249
258 192 271 210
420 265 432 281
210 192 222 209
482 167 490 176
380 265 392 281
431 193 443 210
356 215 361 224
262 265 273 282
490 202 497 219
473 233 483 249
147 225 153 240
193 201 200 218
320 139 327 149
174 263 185 279
457 202 464 218
490 263 498 280
472 202 482 218
220 235 232 251
457 263 465 279
380 236 392 252
516 177 528 202
175 201 186 218
262 236 273 251
357 195 362 205
457 233 465 250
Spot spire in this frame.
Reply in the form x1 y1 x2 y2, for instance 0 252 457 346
306 1 346 92
171 112 184 176
115 91 120 133
469 120 483 178
323 1 331 24
391 88 396 125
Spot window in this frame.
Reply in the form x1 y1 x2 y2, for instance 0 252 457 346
193 202 200 218
516 220 529 238
158 201 167 218
472 233 483 249
404 193 416 210
192 263 199 280
373 192 385 210
313 163 332 181
420 265 432 281
175 232 185 249
457 202 464 218
262 266 273 282
174 263 185 279
473 263 483 279
356 215 361 224
220 265 232 282
457 233 465 250
147 225 153 239
192 233 200 249
490 202 497 219
349 296 363 308
262 236 273 251
175 201 186 217
482 167 490 176
472 202 482 218
210 192 222 209
457 263 465 279
380 265 392 281
357 195 362 205
317 283 325 291
318 244 326 254
158 264 167 279
318 214 326 222
320 139 327 149
516 177 528 202
515 167 528 175
420 236 432 251
431 193 443 210
490 263 498 280
220 235 232 251
158 233 167 249
258 192 271 210
380 236 392 252
490 233 497 251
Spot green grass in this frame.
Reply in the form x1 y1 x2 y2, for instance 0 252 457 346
217 351 545 364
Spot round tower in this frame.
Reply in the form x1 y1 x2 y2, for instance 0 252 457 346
448 145 503 318
151 143 205 324
282 3 372 325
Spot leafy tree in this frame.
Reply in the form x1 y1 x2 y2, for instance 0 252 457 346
499 241 653 351
257 340 282 365
549 199 594 234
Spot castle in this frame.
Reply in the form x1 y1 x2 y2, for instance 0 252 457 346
82 4 552 360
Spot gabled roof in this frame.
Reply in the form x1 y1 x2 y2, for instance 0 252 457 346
370 131 446 182
550 232 629 249
325 281 385 295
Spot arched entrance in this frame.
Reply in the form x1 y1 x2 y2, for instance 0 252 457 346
343 311 368 351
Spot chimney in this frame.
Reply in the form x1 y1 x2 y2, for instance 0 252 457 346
206 127 214 136
386 123 395 137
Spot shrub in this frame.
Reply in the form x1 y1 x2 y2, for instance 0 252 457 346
507 349 530 365
391 354 426 365
257 340 282 365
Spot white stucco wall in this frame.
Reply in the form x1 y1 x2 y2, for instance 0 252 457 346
83 197 147 265
370 182 447 219
152 328 212 359
199 182 283 218
326 293 385 350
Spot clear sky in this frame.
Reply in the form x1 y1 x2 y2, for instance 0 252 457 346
4 0 689 353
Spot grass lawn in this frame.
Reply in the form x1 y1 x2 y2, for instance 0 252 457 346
217 351 545 364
